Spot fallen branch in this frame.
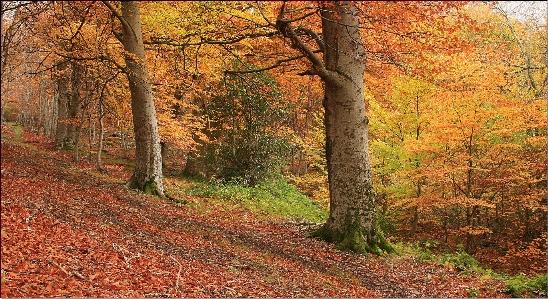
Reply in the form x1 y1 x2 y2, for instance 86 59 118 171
223 285 237 293
52 260 70 276
143 292 170 298
16 287 27 297
73 271 91 282
52 260 91 282
170 255 183 293
112 243 141 268
281 220 323 231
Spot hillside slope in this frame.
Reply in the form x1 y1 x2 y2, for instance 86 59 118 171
0 124 515 297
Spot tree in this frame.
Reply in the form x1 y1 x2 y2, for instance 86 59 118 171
369 76 435 236
268 0 473 254
265 1 390 254
103 1 164 196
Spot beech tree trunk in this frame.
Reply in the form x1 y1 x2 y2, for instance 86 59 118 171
96 97 105 172
294 2 392 254
55 61 69 147
68 62 83 143
115 1 164 195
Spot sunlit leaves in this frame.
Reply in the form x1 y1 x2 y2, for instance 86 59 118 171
368 1 546 274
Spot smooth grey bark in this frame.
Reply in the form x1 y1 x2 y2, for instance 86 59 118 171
317 1 392 254
111 1 164 195
277 1 391 254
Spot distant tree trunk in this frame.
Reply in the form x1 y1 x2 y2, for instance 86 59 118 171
97 97 105 172
55 61 70 147
73 97 87 163
68 62 83 141
105 1 164 195
87 113 93 163
278 1 392 254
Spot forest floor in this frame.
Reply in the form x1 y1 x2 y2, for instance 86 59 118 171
0 122 535 298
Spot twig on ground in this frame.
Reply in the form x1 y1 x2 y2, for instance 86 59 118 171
281 220 323 231
25 209 38 230
223 285 237 293
170 255 183 293
112 242 141 268
52 260 91 282
16 287 27 296
73 271 91 282
143 292 170 298
52 260 70 276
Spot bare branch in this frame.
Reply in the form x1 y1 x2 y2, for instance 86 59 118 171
225 54 305 74
145 30 279 47
101 1 124 26
256 1 276 27
295 26 324 52
1 2 33 15
276 4 326 78
101 1 134 42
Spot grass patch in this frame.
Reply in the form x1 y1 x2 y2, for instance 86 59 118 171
181 175 328 223
504 273 547 298
10 122 24 140
394 242 547 298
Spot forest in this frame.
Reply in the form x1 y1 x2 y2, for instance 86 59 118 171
1 1 547 297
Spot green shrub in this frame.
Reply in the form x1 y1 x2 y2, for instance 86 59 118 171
467 288 480 297
196 63 296 187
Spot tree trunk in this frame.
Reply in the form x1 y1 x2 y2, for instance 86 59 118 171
118 1 164 196
55 61 70 148
97 97 105 172
68 62 83 146
309 1 392 255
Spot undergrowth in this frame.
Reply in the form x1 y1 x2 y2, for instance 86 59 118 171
179 175 328 223
395 242 547 298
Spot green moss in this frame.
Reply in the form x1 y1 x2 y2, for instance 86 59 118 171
310 220 394 256
336 224 372 255
376 227 395 254
310 224 333 242
58 138 75 150
12 123 24 140
143 178 160 196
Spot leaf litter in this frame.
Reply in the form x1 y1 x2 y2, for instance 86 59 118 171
1 129 513 298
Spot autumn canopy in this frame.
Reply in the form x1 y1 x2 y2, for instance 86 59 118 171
1 1 546 297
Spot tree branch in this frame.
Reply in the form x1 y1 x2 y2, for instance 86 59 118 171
224 54 307 74
145 30 279 47
54 51 128 74
275 3 327 78
101 0 133 42
295 26 324 52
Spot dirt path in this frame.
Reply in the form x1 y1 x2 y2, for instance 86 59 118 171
1 128 511 297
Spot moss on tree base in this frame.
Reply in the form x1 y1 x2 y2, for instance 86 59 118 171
310 222 394 256
143 178 160 196
127 176 163 197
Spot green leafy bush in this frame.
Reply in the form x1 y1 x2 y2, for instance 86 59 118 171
439 246 482 274
196 63 295 186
